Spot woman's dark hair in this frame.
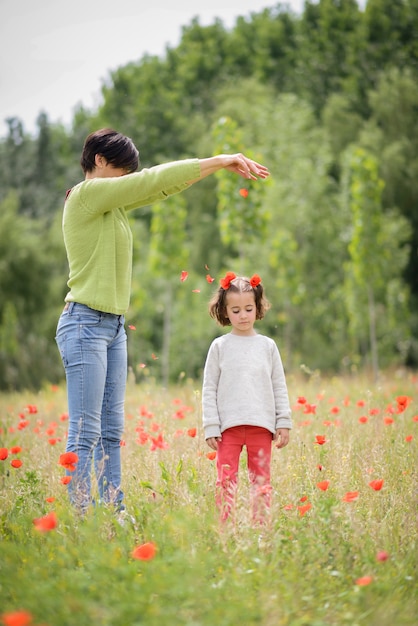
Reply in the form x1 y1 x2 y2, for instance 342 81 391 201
209 276 271 327
80 128 140 174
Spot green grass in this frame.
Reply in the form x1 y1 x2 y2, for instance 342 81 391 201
0 371 417 626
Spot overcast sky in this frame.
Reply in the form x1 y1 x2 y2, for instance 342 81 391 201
0 0 306 138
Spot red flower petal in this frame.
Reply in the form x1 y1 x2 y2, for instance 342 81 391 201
180 271 188 282
33 511 58 532
131 542 157 561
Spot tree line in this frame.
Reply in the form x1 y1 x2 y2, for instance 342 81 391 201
0 0 417 390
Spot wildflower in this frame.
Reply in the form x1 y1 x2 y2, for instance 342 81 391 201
60 476 72 485
343 491 359 502
316 480 330 491
396 395 411 413
356 400 366 407
26 405 38 414
180 271 188 282
384 416 394 425
239 188 249 198
33 511 58 532
314 435 327 445
413 415 418 422
187 428 197 438
131 542 157 561
150 433 169 451
59 452 79 471
128 325 136 330
206 451 216 460
300 495 308 502
330 406 340 414
0 448 8 461
59 413 69 421
283 503 294 510
45 497 55 503
10 446 22 454
405 435 413 442
1 610 33 626
298 503 312 516
355 576 373 586
206 274 214 283
297 396 307 404
358 416 368 424
304 403 317 414
11 460 22 469
376 551 390 562
369 479 384 491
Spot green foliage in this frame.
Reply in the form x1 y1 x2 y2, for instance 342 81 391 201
1 0 418 386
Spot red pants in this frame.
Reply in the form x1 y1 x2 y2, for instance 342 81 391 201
216 425 273 522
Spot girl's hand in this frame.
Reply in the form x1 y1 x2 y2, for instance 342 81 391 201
206 436 222 450
274 428 290 449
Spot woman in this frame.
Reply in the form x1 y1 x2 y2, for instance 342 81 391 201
56 128 269 514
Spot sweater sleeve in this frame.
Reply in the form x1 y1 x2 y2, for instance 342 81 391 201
271 342 293 430
202 341 222 440
79 159 201 215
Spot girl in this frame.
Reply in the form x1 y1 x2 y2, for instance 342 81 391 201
202 272 291 522
55 128 269 515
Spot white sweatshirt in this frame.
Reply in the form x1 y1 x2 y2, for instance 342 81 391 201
202 333 292 440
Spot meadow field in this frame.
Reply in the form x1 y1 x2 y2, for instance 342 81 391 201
0 370 416 626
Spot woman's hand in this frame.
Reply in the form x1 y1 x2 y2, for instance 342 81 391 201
192 154 270 183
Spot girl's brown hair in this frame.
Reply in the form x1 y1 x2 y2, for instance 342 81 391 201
209 275 271 327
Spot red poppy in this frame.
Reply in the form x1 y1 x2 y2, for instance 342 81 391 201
405 435 413 442
219 272 236 290
316 480 330 491
356 400 365 407
304 404 317 414
249 274 261 287
180 271 188 282
33 511 58 532
11 460 22 469
355 576 373 586
150 433 169 451
10 446 22 454
59 452 79 471
45 497 55 503
128 325 136 330
60 476 72 485
298 503 312 516
206 451 216 460
0 610 33 626
0 448 8 461
343 491 359 502
413 415 418 422
187 428 197 438
131 542 157 561
330 406 340 414
396 395 411 413
206 274 214 283
26 405 38 414
358 416 368 424
239 188 249 198
283 503 294 510
314 435 327 445
376 551 390 562
297 396 307 404
384 416 394 425
369 479 384 491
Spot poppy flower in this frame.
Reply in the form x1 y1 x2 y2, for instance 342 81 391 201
304 403 317 414
59 452 79 471
10 446 22 454
405 435 413 442
376 551 390 562
187 428 197 438
355 576 373 586
396 395 411 413
206 274 214 283
297 396 307 404
239 188 249 198
128 325 136 330
33 511 58 532
0 448 8 461
131 542 157 561
45 497 55 503
60 476 72 485
369 479 384 491
314 435 327 445
220 272 236 290
384 417 394 425
316 480 330 491
358 416 368 424
180 271 188 282
0 610 33 626
343 491 359 502
10 460 22 469
150 433 169 451
249 274 261 287
206 451 216 460
298 503 312 516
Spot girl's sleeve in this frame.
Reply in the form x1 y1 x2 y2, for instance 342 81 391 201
202 342 222 439
79 159 201 215
271 342 292 430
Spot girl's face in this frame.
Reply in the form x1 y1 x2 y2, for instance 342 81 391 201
225 290 257 336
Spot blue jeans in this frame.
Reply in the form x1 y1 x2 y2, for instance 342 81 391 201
55 302 127 512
